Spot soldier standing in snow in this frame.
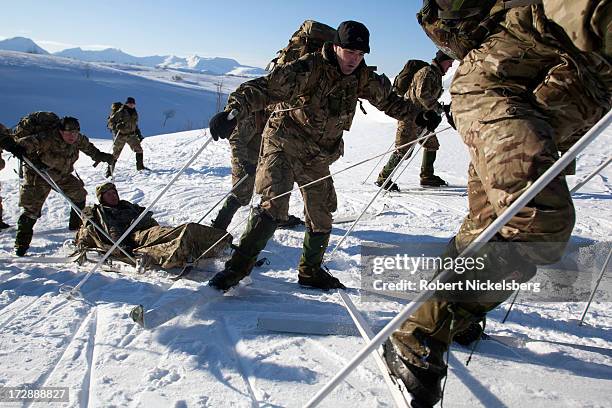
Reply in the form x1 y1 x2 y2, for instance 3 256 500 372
13 116 114 256
207 21 433 291
210 108 304 231
107 97 148 176
383 1 612 406
375 51 454 191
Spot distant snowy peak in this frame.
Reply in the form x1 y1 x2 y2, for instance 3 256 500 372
0 37 49 55
159 55 266 76
54 47 166 66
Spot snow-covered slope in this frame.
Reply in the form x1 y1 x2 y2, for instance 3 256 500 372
0 36 49 55
0 70 610 407
0 51 249 136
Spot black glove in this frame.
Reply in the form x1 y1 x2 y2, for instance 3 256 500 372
136 129 144 141
209 111 237 141
0 137 27 160
94 153 115 167
443 103 456 130
415 110 442 133
240 161 257 176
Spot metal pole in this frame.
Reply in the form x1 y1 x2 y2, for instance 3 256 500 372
570 155 612 194
502 290 520 323
326 138 418 262
361 139 396 185
579 246 612 326
196 173 249 224
21 157 136 263
66 134 214 298
304 109 611 407
337 291 409 408
269 127 452 206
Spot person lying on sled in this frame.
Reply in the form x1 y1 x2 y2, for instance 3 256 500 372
75 182 231 269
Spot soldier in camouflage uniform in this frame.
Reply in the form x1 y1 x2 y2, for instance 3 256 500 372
376 51 454 190
76 182 231 269
107 97 147 176
13 117 114 256
383 1 612 406
211 108 305 230
0 124 17 230
207 21 431 291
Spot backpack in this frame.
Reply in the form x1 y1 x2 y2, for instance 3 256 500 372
268 20 336 70
393 60 431 95
107 102 123 131
13 111 61 139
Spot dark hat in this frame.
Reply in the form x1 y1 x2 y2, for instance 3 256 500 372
59 116 80 132
125 97 136 104
334 21 370 53
96 182 117 203
434 49 453 64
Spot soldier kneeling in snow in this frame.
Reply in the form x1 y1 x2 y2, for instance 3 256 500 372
76 182 231 269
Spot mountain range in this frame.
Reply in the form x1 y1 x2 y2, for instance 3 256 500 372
0 36 265 76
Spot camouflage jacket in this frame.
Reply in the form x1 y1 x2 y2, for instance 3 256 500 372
407 63 444 111
109 106 140 136
228 110 269 164
17 129 108 175
226 42 421 164
84 200 159 244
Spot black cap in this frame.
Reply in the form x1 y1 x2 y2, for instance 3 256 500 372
334 21 370 53
60 116 80 132
434 49 453 64
126 97 136 104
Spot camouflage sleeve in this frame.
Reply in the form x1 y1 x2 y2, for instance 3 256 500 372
228 114 261 164
407 66 443 110
226 55 319 120
15 133 45 155
358 69 422 122
76 134 106 161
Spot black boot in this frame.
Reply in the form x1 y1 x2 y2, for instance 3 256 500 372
68 201 86 231
209 207 277 291
298 230 345 290
277 214 305 229
15 214 37 256
136 153 149 171
420 150 447 187
383 338 447 408
211 195 242 231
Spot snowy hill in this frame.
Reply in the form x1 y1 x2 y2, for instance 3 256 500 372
0 50 250 136
0 36 49 55
0 80 610 408
54 46 265 76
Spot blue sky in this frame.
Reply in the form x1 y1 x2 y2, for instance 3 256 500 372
1 0 437 75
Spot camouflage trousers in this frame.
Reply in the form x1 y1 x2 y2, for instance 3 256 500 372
229 133 262 205
392 96 577 353
112 133 143 160
377 120 439 182
19 168 86 219
255 151 336 233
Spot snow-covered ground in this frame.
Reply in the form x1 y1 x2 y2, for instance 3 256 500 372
0 51 249 137
0 96 611 407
